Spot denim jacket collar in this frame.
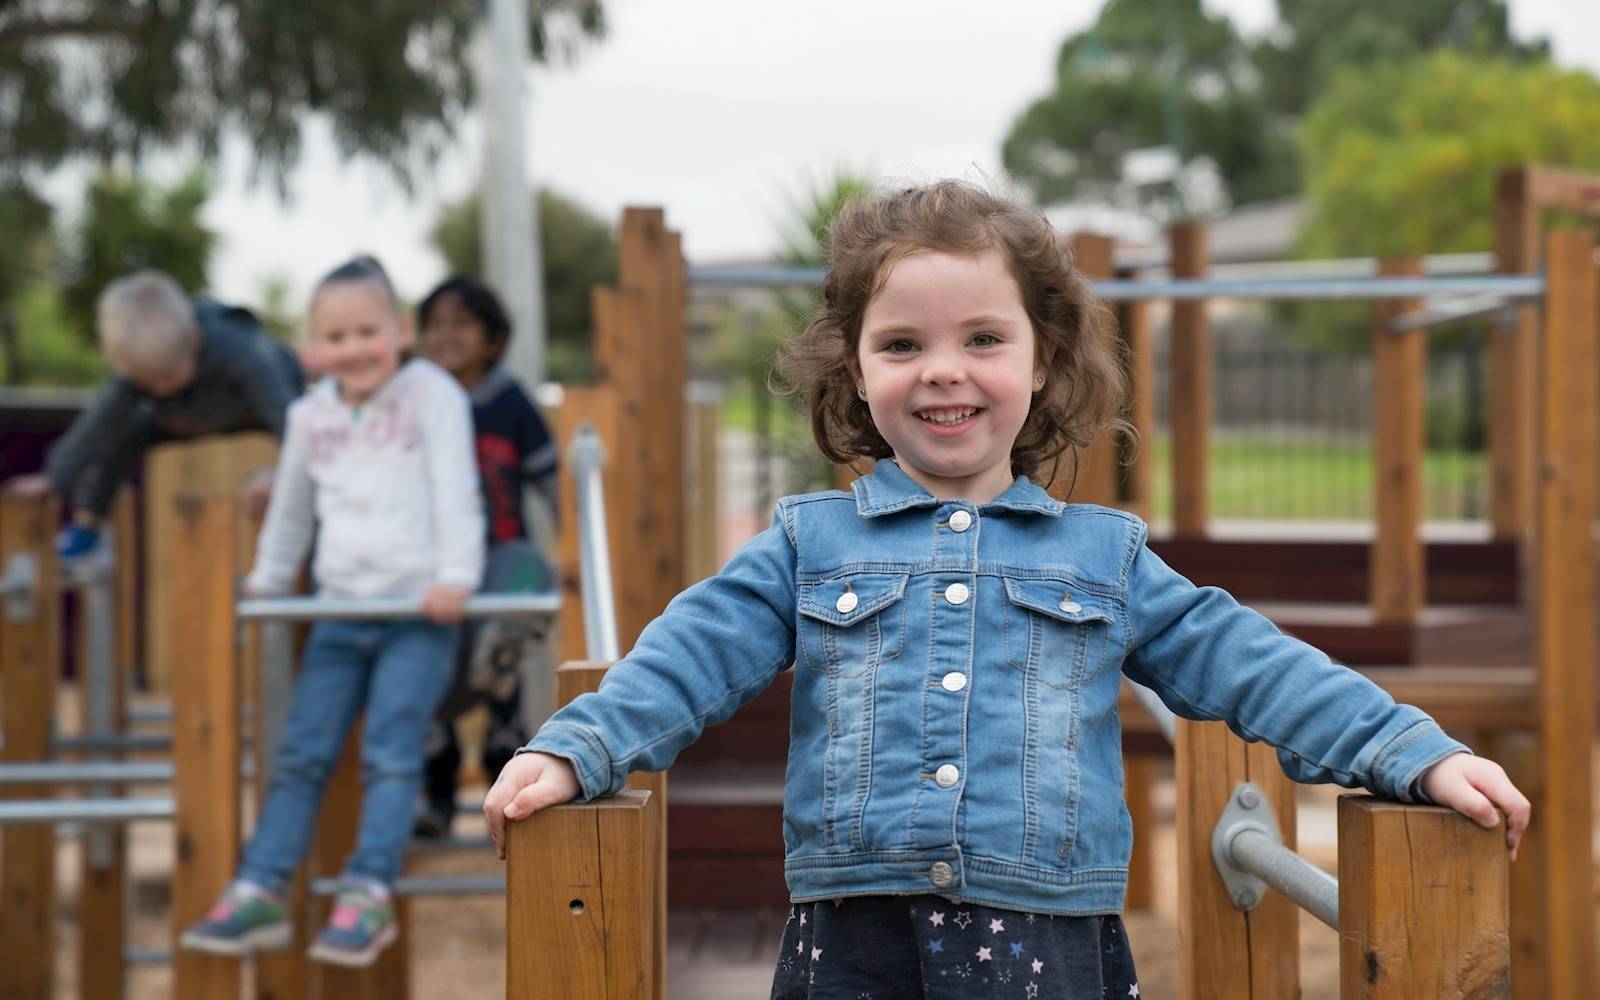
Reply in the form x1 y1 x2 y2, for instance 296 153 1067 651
851 459 1066 519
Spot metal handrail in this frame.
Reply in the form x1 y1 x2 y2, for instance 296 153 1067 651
687 265 1546 302
0 797 175 826
1124 681 1177 744
569 422 621 661
1211 782 1339 929
236 592 560 622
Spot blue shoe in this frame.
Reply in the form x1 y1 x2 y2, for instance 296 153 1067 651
308 880 398 968
179 882 291 956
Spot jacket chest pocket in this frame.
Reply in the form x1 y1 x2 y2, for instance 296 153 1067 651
796 573 909 678
1002 579 1116 689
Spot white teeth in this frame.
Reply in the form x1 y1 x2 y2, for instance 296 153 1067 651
918 408 977 425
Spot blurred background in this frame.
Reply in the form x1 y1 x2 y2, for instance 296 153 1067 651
2 0 1597 525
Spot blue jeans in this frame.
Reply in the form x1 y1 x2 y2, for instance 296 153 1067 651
239 620 457 892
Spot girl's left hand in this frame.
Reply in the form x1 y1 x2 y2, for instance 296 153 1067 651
1418 752 1531 861
421 584 472 624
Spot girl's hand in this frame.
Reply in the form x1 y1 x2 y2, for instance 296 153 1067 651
4 474 53 497
420 583 472 623
1419 752 1531 861
483 751 581 859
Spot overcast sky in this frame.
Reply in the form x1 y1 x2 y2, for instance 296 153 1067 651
128 0 1600 307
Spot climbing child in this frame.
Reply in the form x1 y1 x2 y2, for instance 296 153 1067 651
414 276 558 838
482 181 1530 998
180 256 484 967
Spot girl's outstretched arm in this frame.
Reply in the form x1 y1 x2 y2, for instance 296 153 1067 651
484 751 580 858
1418 752 1531 859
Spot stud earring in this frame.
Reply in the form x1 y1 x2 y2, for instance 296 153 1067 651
857 386 867 400
1035 376 1045 387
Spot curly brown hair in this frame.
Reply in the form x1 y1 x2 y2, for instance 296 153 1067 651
776 180 1129 492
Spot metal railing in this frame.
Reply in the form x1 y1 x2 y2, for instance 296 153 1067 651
1211 782 1339 929
570 422 621 661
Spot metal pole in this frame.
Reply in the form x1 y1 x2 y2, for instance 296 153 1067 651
683 266 1546 302
257 621 294 789
53 733 172 754
0 761 174 786
1210 782 1339 930
309 874 506 897
236 592 560 623
81 569 118 868
477 0 546 386
0 551 38 620
570 423 621 661
0 797 175 826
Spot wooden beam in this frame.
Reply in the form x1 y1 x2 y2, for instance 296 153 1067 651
1175 720 1297 1000
1120 273 1156 522
1531 227 1598 998
685 395 722 583
0 492 60 1000
1490 167 1539 541
1337 796 1510 998
506 791 656 1000
1478 730 1546 999
1169 221 1211 537
555 661 666 1000
1064 233 1119 507
170 494 241 1000
1370 258 1425 624
1524 164 1600 219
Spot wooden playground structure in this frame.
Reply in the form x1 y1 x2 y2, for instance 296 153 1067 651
0 164 1597 998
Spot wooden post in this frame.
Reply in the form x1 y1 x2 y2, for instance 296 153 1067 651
1531 227 1597 998
1174 720 1297 1000
1337 796 1510 998
170 494 242 1000
685 391 722 583
1477 730 1545 999
1169 222 1210 537
506 790 657 999
1490 167 1539 541
1120 272 1156 522
1064 233 1119 507
591 286 662 652
556 661 666 1000
1370 258 1425 625
80 493 132 1000
616 208 688 642
0 493 60 1000
1121 756 1157 911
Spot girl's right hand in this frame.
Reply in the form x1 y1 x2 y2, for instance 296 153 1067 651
483 751 580 859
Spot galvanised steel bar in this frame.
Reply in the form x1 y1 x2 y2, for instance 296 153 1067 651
1224 828 1339 929
570 423 622 662
53 733 172 754
0 761 173 786
236 592 560 623
257 621 294 788
409 835 494 854
1387 298 1518 334
125 949 171 966
0 797 174 826
685 265 1546 302
80 569 119 868
309 874 505 897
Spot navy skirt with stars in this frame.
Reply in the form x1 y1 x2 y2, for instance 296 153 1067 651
769 895 1141 999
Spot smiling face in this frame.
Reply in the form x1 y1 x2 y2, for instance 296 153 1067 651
855 249 1044 503
420 290 498 387
309 281 411 405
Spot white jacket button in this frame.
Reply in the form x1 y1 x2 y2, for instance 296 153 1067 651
929 861 954 887
949 510 972 532
944 583 969 606
941 672 967 692
935 764 960 788
836 591 858 614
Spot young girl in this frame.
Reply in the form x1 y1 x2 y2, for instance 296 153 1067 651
181 257 484 967
414 276 558 837
483 182 1530 998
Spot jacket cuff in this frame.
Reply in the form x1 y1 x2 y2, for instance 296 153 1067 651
524 720 615 803
1372 720 1471 803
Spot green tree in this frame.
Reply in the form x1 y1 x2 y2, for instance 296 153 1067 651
0 184 52 382
1002 0 1545 215
1298 52 1600 258
58 169 218 341
0 1 606 186
429 186 618 382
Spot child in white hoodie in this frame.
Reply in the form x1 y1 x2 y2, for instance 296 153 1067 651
180 256 484 968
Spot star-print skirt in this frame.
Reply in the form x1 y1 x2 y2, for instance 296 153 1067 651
769 895 1140 999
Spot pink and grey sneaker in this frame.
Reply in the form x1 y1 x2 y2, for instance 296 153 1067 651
179 881 291 955
308 880 398 967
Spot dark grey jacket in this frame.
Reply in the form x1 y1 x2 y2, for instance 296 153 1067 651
45 300 303 517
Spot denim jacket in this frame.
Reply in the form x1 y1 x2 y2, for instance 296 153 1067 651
527 460 1467 915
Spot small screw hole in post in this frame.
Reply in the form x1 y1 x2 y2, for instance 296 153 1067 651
569 899 585 915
